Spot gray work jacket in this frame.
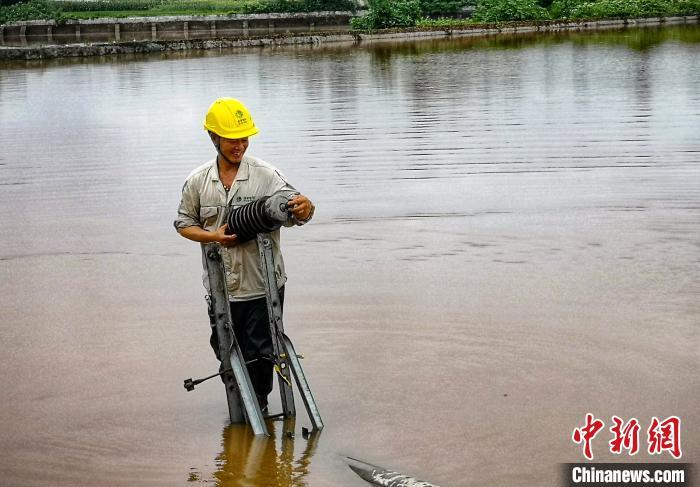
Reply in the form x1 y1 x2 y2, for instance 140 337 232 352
174 155 306 301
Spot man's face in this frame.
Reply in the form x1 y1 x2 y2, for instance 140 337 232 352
216 136 249 164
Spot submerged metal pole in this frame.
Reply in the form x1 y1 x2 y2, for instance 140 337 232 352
258 234 324 431
281 333 324 431
257 233 296 418
203 243 269 436
192 192 323 433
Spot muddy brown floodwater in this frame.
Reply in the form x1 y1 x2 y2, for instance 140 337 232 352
0 24 698 487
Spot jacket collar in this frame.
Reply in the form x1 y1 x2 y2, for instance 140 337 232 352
210 156 250 183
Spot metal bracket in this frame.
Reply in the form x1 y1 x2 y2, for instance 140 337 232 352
183 367 230 392
258 233 324 432
183 199 322 435
202 243 269 436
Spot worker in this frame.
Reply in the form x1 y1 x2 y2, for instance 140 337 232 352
174 98 315 412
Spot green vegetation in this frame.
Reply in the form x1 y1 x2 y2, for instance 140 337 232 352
0 0 61 22
420 0 474 16
1 0 698 28
350 0 422 29
355 0 700 29
481 0 700 21
565 0 700 18
60 0 358 18
350 0 476 28
471 0 548 21
0 0 355 22
56 0 354 14
547 0 586 17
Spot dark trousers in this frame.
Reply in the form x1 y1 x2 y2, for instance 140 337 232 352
209 288 284 400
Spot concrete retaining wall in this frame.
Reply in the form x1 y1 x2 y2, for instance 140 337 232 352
0 15 697 61
0 11 355 47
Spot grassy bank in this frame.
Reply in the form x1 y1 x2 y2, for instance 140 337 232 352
1 0 699 25
351 0 700 29
0 0 355 23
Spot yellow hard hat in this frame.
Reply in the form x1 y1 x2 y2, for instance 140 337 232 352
203 98 259 139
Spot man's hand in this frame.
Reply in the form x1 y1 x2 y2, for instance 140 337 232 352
214 224 239 247
288 194 314 221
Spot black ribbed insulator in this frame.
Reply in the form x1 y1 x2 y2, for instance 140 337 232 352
225 197 280 242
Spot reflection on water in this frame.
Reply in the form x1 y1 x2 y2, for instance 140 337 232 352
365 22 700 56
188 420 319 486
0 23 698 487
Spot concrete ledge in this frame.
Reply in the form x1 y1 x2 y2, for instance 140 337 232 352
0 33 357 60
354 15 698 43
1 15 698 61
0 10 356 47
1 10 359 26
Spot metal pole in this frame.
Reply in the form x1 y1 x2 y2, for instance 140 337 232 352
257 234 296 418
204 243 269 436
257 233 323 431
281 334 324 431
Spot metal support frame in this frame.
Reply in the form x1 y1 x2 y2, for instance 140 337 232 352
187 227 322 436
257 234 296 418
203 243 269 436
282 334 324 431
258 234 324 432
